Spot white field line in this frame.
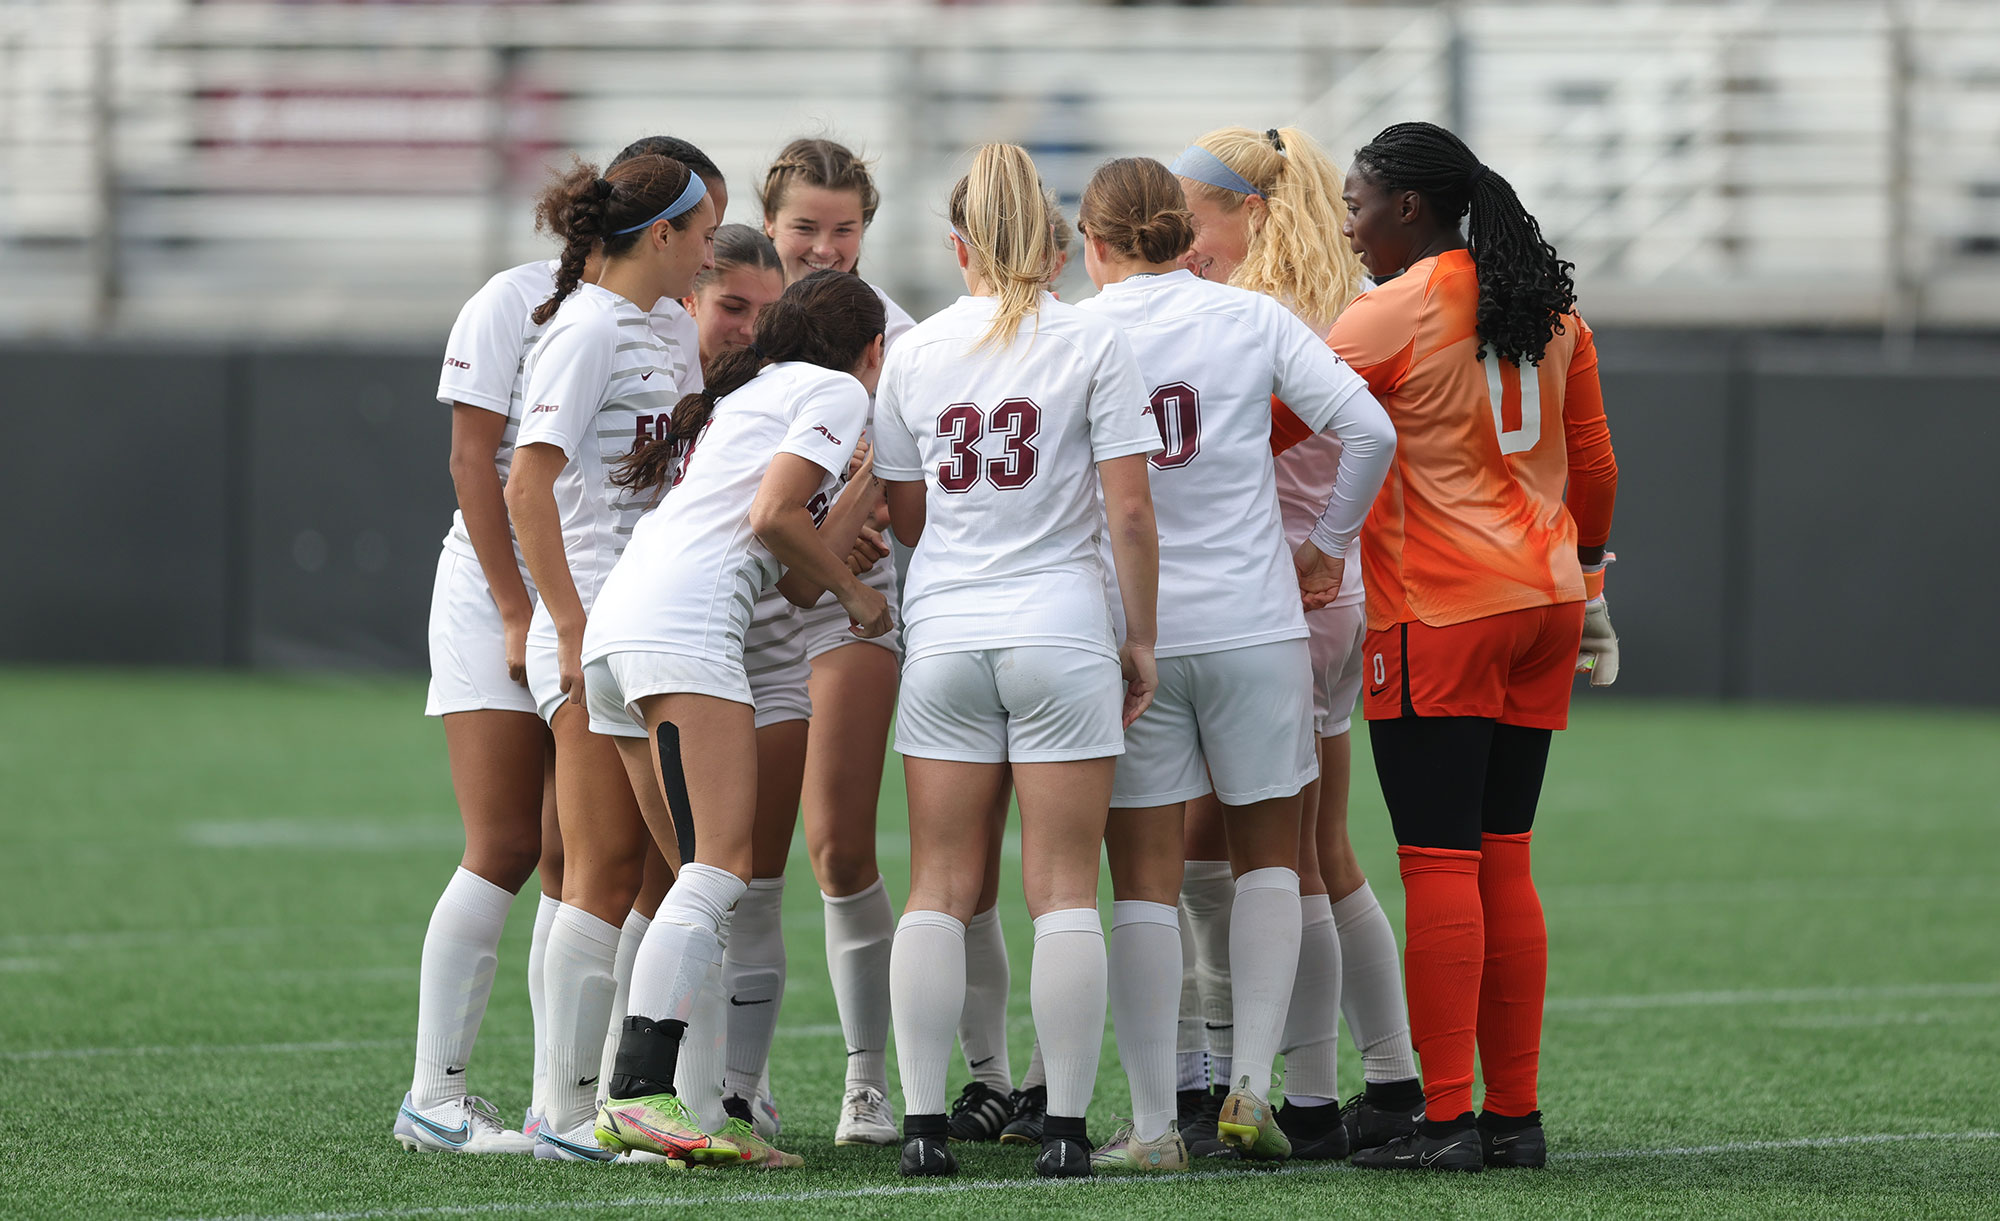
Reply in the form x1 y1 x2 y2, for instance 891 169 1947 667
14 981 1995 1064
177 1130 2000 1221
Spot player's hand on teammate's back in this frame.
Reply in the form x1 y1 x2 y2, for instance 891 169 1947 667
1293 540 1345 611
557 635 586 705
1577 598 1619 686
843 583 894 640
1119 641 1158 728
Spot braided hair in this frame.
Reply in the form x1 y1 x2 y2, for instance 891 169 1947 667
1352 121 1576 365
529 154 698 325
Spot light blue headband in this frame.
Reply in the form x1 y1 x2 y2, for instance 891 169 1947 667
608 173 708 236
1169 145 1261 199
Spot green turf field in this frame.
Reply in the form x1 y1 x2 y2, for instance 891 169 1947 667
2 669 1996 1220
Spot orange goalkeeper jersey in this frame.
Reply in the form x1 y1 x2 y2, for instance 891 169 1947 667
1310 249 1617 631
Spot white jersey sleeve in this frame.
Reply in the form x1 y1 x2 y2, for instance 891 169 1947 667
438 262 553 412
516 313 616 459
778 375 870 478
1085 329 1163 463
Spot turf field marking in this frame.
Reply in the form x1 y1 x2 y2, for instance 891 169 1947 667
178 1130 2000 1221
1544 981 2000 1011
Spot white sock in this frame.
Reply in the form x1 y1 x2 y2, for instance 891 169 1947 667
1280 894 1342 1100
890 909 965 1117
1174 900 1208 1092
678 910 730 1133
1109 900 1179 1143
541 904 621 1133
410 868 513 1109
597 909 651 1102
1182 861 1235 1080
1332 880 1419 1084
527 893 559 1117
1227 867 1300 1104
1030 907 1107 1121
958 905 1012 1091
824 878 895 1093
1023 1039 1045 1090
723 877 786 1102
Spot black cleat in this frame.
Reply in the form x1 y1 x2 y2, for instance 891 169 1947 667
1340 1085 1424 1153
899 1133 958 1177
1276 1099 1352 1161
999 1084 1046 1145
1351 1114 1484 1173
1478 1110 1547 1168
946 1081 1013 1143
1181 1085 1240 1160
1034 1115 1093 1178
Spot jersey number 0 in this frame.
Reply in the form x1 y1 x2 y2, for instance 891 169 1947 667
937 399 1042 493
1483 352 1543 456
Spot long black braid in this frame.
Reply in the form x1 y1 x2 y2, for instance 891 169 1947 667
1353 121 1576 365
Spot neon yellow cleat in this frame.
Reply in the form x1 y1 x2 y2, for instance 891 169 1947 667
1216 1081 1292 1162
1089 1121 1189 1173
595 1094 742 1166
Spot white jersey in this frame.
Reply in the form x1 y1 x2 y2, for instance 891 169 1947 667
874 283 918 350
872 295 1162 665
435 259 559 568
1273 294 1370 608
583 362 870 664
1075 270 1387 657
515 282 697 647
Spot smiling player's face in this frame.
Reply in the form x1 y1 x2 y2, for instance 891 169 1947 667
766 185 867 284
688 263 784 373
1178 181 1252 283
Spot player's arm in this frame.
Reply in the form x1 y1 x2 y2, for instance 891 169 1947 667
750 452 889 637
505 442 586 700
449 405 535 685
1098 452 1160 728
1561 320 1621 684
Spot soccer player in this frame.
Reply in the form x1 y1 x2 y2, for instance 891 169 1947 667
874 144 1162 1180
1171 124 1426 1159
502 151 717 1162
1324 121 1619 1172
582 270 893 1170
396 136 723 1157
757 138 914 1146
1074 156 1395 1169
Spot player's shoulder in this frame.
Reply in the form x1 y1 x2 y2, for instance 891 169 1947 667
472 259 559 312
1035 295 1126 354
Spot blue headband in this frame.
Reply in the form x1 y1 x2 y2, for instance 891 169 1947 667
608 173 708 236
1169 146 1261 199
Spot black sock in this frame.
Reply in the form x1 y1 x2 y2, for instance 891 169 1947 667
1044 1114 1089 1144
1419 1110 1477 1137
1366 1076 1425 1113
1478 1108 1542 1133
905 1112 947 1139
607 1014 684 1101
1278 1097 1339 1136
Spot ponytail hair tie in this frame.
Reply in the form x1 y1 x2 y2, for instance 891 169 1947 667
593 176 614 198
1266 128 1287 154
1468 163 1492 189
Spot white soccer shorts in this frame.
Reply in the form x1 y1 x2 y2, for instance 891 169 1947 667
424 548 538 717
583 650 753 739
744 592 812 729
895 646 1123 764
1307 600 1367 737
1111 637 1317 808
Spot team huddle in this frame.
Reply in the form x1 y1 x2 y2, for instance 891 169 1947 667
400 119 1620 1180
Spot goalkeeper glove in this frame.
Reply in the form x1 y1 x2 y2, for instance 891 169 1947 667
1576 552 1617 686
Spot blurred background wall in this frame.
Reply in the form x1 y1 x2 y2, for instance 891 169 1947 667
3 1 1996 703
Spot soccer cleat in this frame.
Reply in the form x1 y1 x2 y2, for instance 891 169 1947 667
1351 1115 1484 1173
1035 1135 1093 1178
523 1108 545 1139
998 1084 1047 1146
715 1116 803 1169
834 1084 898 1147
532 1118 620 1163
1179 1085 1239 1160
946 1080 1013 1142
1276 1099 1352 1161
1215 1080 1291 1162
1479 1110 1547 1169
1340 1088 1424 1153
1089 1121 1188 1173
898 1133 958 1177
595 1093 742 1166
753 1087 782 1141
393 1093 535 1155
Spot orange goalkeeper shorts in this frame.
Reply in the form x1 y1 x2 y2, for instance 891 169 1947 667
1362 602 1587 730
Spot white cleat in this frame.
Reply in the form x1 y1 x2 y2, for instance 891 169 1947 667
834 1084 898 1147
532 1117 620 1163
393 1093 535 1155
524 1108 546 1139
753 1088 783 1142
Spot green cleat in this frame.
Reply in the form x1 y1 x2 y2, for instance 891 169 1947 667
714 1117 803 1169
1216 1080 1292 1162
595 1094 741 1166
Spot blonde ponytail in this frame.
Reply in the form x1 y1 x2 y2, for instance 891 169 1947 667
949 143 1056 352
1182 125 1365 328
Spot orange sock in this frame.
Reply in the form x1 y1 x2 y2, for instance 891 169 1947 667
1396 845 1483 1122
1476 831 1546 1117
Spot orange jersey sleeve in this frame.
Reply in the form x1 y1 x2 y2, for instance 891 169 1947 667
1270 396 1313 455
1559 320 1617 550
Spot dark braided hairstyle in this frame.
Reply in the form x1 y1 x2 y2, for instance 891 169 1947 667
611 270 886 495
529 153 698 325
1352 121 1576 365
